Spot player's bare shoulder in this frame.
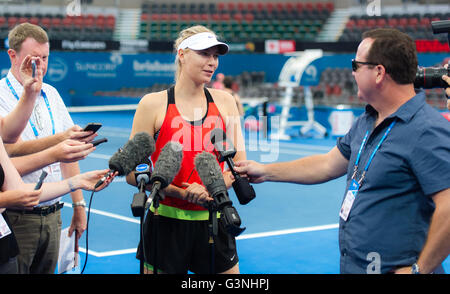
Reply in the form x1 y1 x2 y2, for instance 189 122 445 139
207 87 236 113
138 89 168 112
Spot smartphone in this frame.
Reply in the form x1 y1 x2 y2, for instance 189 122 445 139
91 138 107 147
34 171 48 190
83 123 102 133
31 60 36 78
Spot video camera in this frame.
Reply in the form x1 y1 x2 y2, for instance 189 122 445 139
414 20 450 89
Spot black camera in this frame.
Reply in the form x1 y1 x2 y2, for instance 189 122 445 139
414 20 449 89
414 66 450 89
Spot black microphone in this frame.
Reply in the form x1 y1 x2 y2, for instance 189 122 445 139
95 132 155 188
210 128 256 205
131 163 152 217
194 151 245 237
145 141 183 210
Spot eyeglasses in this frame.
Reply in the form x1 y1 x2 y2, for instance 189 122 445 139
352 59 379 72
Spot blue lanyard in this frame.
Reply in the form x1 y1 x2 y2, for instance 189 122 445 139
5 77 55 137
352 120 396 185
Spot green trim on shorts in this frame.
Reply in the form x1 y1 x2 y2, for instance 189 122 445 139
150 203 215 221
143 262 164 274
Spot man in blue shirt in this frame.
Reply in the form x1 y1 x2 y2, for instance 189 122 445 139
235 28 450 274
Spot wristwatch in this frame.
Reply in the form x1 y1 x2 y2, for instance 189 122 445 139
411 263 421 274
72 199 87 208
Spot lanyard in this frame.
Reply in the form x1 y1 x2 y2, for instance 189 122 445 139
5 77 55 137
351 120 396 185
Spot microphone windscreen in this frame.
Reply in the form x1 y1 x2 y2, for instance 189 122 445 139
108 132 155 176
108 147 129 176
194 151 227 197
150 141 183 188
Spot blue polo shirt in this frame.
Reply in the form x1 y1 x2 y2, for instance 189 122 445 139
336 90 450 274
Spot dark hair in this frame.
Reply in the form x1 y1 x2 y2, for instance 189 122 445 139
223 76 233 89
362 28 417 85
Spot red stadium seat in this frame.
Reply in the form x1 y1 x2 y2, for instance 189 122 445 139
233 13 243 22
345 19 356 29
141 13 149 22
388 18 398 27
295 2 304 12
217 2 226 12
356 19 367 28
420 17 431 27
366 18 376 28
29 17 40 25
95 15 105 28
62 17 73 28
246 3 255 12
408 17 419 27
73 16 83 28
305 2 314 11
266 2 274 13
376 18 387 27
220 14 230 21
18 17 28 24
325 2 334 12
212 14 221 21
170 14 180 21
285 2 295 13
256 3 265 12
244 13 254 23
181 14 190 21
0 16 6 28
51 17 62 28
200 14 209 21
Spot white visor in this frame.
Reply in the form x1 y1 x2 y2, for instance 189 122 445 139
177 32 229 55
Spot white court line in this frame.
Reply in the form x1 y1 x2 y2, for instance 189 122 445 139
63 202 139 224
75 222 339 257
236 223 339 240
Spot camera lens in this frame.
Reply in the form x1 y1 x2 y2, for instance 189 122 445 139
414 67 450 89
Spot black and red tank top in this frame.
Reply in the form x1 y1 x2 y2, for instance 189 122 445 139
150 86 226 220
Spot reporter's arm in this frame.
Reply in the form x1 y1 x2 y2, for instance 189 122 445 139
0 55 42 143
235 146 349 185
10 139 94 176
415 188 450 274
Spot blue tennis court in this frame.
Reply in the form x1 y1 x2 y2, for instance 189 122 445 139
59 109 450 274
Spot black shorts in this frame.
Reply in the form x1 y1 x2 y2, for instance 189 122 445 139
137 212 239 274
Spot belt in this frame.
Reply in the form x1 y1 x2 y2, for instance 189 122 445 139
8 202 64 216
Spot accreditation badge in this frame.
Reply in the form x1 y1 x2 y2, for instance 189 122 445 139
339 179 359 221
0 214 12 239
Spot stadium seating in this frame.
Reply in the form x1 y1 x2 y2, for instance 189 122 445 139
0 12 116 41
339 12 450 42
139 1 334 41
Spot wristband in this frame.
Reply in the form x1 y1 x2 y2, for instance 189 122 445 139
72 199 86 208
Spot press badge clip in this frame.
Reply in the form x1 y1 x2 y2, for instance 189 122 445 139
339 179 360 221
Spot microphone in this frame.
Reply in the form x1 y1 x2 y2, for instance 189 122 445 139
144 141 183 211
95 132 155 188
135 163 152 193
210 128 256 205
194 151 245 237
131 163 152 217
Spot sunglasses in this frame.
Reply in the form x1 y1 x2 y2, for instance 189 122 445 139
352 59 379 72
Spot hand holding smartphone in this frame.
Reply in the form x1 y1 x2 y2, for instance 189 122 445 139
31 60 36 78
83 123 102 133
